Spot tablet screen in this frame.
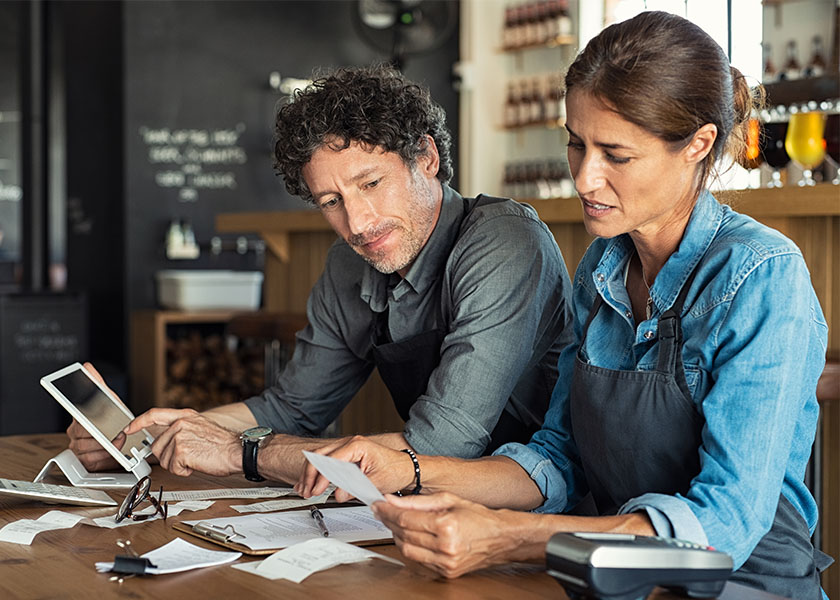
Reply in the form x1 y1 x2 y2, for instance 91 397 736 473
51 369 149 460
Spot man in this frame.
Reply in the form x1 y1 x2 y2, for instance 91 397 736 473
68 65 573 485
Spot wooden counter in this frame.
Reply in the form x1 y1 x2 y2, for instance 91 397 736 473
0 434 782 599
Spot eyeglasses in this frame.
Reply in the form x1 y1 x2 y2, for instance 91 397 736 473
115 476 168 523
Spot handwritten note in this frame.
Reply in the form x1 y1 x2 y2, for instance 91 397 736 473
232 537 402 583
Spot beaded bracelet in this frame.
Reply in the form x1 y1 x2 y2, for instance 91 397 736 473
400 448 422 495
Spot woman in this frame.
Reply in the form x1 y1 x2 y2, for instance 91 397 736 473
297 11 831 596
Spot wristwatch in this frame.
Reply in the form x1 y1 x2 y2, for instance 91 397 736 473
240 426 273 482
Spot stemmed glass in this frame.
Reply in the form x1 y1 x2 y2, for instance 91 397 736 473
785 111 827 186
761 121 789 188
823 110 839 185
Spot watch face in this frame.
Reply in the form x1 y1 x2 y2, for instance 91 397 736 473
241 426 272 441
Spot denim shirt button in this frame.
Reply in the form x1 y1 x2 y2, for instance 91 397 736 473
596 273 605 282
625 310 632 319
644 330 655 340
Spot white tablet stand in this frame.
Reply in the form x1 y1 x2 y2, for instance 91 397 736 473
34 449 152 489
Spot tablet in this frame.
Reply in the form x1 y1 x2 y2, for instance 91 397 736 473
40 363 154 474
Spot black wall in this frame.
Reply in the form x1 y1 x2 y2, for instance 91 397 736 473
122 0 461 313
56 1 460 391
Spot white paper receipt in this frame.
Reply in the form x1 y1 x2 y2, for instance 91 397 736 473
0 511 86 545
96 537 241 574
232 537 402 583
302 451 385 506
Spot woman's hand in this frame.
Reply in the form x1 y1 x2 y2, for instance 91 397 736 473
372 492 539 578
295 435 416 501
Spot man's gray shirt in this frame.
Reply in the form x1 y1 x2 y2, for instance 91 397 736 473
245 184 573 458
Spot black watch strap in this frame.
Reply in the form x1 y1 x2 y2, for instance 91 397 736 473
242 439 265 482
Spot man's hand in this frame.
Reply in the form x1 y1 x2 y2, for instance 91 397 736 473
295 436 416 501
66 418 123 471
372 492 531 578
124 408 240 477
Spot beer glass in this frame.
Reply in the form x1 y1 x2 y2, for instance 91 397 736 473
785 112 827 186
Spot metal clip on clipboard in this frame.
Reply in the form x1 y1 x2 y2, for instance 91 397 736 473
190 522 244 543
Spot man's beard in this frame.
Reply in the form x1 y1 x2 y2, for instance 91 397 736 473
347 176 438 274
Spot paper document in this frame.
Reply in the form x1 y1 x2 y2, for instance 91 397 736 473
302 451 385 506
95 537 241 574
161 488 294 502
182 505 391 551
0 500 216 545
231 488 334 513
0 510 86 545
232 537 402 583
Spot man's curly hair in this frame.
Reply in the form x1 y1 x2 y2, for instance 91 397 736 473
273 64 453 204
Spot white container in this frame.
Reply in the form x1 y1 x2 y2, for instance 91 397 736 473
156 270 263 310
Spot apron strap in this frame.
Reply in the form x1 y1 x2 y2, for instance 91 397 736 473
655 265 701 373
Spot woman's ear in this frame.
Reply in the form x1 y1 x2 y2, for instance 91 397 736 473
684 123 718 165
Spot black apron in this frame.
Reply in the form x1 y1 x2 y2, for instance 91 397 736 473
570 267 830 598
370 195 538 454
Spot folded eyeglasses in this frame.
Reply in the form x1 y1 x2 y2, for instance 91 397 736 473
115 476 168 523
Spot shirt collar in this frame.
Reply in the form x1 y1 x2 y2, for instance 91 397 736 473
360 183 463 310
593 190 724 310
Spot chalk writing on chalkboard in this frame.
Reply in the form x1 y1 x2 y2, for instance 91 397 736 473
138 124 248 202
13 317 81 364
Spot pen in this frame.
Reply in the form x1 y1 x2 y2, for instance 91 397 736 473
310 506 329 537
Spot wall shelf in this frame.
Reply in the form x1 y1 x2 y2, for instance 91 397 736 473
500 34 576 52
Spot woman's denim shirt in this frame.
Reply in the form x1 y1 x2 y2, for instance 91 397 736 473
496 190 828 570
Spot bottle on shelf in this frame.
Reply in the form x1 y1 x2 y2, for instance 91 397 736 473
504 82 520 128
502 5 517 50
781 40 802 81
762 43 777 83
512 4 528 48
544 74 566 123
805 35 827 78
525 2 542 47
529 78 546 124
517 79 532 126
540 0 560 42
556 0 572 36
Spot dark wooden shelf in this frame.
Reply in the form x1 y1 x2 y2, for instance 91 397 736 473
502 117 565 131
500 34 576 52
763 75 840 106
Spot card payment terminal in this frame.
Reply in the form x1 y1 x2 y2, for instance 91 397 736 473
546 532 733 599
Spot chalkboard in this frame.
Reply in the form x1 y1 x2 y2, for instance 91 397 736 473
0 293 88 435
122 1 460 311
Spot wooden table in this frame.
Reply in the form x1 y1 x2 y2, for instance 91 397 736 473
0 434 780 599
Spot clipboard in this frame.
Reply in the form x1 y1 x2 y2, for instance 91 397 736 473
173 521 276 555
173 507 394 556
